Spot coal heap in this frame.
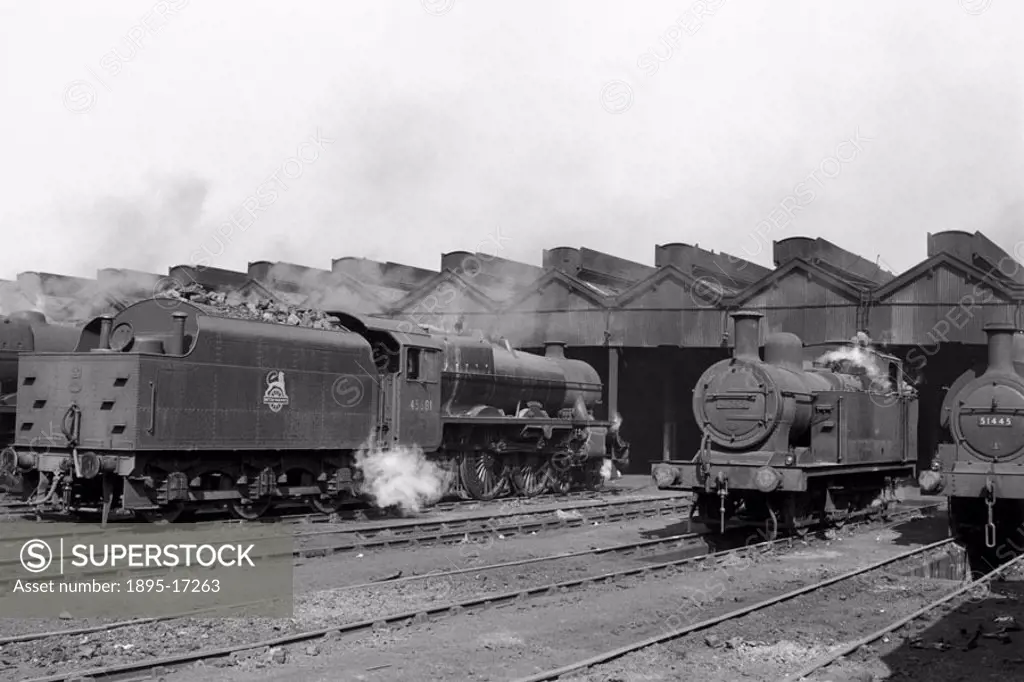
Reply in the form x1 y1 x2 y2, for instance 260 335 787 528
155 283 348 331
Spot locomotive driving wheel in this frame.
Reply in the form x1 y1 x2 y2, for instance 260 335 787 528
460 452 509 500
510 456 549 497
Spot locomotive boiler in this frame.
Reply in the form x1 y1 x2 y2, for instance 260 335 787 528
920 322 1024 570
0 298 627 522
652 310 917 537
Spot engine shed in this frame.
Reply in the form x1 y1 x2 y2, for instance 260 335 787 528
7 231 1022 479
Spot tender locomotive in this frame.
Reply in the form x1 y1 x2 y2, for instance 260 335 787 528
652 311 917 537
919 322 1024 571
0 298 628 522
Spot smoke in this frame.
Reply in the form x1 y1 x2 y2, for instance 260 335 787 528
600 459 621 482
259 261 401 314
54 172 211 278
1 269 170 322
815 333 893 392
353 441 447 514
0 172 210 321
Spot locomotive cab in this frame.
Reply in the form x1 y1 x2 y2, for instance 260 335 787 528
330 312 444 451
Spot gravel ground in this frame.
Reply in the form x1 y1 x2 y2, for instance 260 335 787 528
558 549 958 681
801 561 1024 681
92 512 948 682
0 492 695 681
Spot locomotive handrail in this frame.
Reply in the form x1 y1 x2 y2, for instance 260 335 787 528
147 381 156 434
705 394 757 402
958 406 1024 414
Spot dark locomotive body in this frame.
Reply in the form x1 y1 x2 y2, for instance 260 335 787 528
0 311 83 492
0 299 627 521
920 323 1024 572
651 311 917 537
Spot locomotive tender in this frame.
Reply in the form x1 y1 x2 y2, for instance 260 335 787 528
919 322 1024 568
652 311 917 537
0 298 627 522
1 311 82 491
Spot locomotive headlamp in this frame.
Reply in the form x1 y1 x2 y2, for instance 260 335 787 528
784 453 796 466
931 460 941 471
754 466 781 493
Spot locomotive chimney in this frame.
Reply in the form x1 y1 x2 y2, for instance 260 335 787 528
97 315 113 350
983 322 1019 375
544 341 566 359
731 310 763 361
168 312 188 355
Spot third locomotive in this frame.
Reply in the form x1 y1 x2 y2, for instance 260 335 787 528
920 322 1024 572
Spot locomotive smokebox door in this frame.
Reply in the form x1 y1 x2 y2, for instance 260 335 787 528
396 345 443 449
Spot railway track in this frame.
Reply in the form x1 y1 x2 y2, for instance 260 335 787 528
0 488 626 526
0 496 691 588
510 533 953 681
12 502 939 682
0 490 683 544
782 550 1024 681
1 528 708 646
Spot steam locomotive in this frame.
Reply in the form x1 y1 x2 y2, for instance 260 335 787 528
652 311 918 538
0 298 628 522
1 311 82 491
919 322 1024 571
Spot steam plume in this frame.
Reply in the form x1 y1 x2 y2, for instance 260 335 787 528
353 440 447 513
815 333 893 392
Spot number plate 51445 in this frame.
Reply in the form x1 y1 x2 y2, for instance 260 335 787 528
978 416 1012 427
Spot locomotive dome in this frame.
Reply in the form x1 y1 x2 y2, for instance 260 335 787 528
951 322 1024 463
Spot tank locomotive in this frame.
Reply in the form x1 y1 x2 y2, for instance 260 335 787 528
652 311 917 537
919 322 1024 571
0 298 628 522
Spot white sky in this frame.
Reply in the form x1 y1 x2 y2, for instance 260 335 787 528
1 0 1021 280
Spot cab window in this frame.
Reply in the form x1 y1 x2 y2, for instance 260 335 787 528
406 348 440 383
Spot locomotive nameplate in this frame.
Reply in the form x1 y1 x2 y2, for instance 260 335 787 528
978 416 1013 427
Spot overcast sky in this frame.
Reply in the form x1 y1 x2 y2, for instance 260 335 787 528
1 0 1021 281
